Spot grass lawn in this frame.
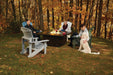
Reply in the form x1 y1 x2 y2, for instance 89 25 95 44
0 33 113 75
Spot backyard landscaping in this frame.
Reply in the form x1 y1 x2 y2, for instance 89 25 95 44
0 33 113 75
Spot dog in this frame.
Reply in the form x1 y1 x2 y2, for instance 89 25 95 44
78 32 100 55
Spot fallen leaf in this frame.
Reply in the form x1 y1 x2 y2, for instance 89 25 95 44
0 70 3 73
50 71 53 74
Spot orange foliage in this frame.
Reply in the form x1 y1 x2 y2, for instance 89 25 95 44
0 15 9 33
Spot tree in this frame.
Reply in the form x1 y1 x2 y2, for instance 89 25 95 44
79 0 82 29
35 0 37 27
97 0 103 37
52 0 54 28
84 0 89 25
19 0 22 22
109 15 113 40
6 0 8 20
59 0 63 21
47 0 50 30
11 0 16 21
94 0 99 34
69 0 73 17
104 0 110 39
75 0 79 30
38 0 44 30
0 1 2 15
87 0 95 28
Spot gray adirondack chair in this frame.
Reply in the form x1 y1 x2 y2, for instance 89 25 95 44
20 27 49 58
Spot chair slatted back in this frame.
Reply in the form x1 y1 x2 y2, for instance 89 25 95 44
61 21 72 27
21 27 33 38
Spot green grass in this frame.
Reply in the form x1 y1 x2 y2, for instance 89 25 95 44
0 33 113 75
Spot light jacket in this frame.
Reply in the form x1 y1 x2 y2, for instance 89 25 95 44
59 21 72 34
78 28 89 41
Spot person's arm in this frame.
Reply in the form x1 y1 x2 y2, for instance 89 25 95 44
25 25 28 28
78 30 82 37
59 23 63 31
30 25 36 31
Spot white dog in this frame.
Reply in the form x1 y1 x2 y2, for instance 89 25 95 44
78 32 100 55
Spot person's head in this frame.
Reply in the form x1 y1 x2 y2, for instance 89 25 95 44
64 21 67 25
26 19 30 25
80 24 86 31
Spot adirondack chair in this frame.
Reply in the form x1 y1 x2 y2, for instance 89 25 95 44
61 21 72 41
20 27 49 58
22 22 32 27
72 26 94 48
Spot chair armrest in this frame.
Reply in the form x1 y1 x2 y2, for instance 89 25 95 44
29 40 49 44
33 37 39 41
72 35 80 38
38 40 49 43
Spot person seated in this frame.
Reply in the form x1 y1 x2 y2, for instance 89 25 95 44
59 21 72 35
22 19 33 27
69 24 89 47
25 19 42 38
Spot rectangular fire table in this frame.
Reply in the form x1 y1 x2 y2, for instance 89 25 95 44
37 31 67 47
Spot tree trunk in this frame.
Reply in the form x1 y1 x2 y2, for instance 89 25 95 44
0 1 2 15
69 0 73 17
60 0 63 21
75 0 79 30
35 0 37 27
11 0 16 21
47 8 49 29
38 0 44 30
97 0 103 37
51 0 54 28
6 0 8 20
79 0 82 29
87 0 95 28
109 18 113 40
19 0 22 22
52 8 54 28
94 0 99 34
84 0 89 25
104 0 110 39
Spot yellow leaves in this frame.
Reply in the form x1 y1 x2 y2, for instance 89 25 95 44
50 71 53 74
5 44 8 47
0 21 9 33
4 55 7 57
0 70 3 73
8 67 12 70
0 65 11 71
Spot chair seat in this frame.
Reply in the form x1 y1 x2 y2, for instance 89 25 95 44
35 43 44 49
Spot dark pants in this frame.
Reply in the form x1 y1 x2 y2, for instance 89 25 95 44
69 32 79 46
33 30 41 40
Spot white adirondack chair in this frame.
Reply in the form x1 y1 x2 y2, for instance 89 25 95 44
61 21 72 41
20 27 49 58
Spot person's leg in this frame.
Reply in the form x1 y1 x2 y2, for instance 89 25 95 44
68 32 78 46
61 29 65 32
72 38 80 48
76 38 80 46
33 33 40 40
